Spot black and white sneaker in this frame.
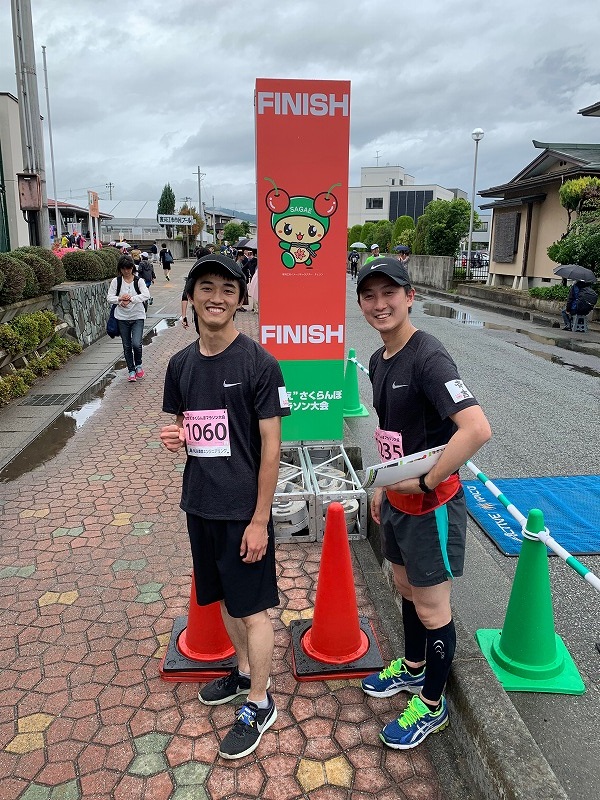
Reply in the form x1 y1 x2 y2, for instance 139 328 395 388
198 668 251 706
218 694 277 759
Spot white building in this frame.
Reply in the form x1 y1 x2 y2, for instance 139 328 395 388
348 165 467 228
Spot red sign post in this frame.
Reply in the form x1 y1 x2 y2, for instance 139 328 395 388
255 79 350 441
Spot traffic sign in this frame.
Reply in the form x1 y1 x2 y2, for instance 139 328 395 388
158 214 194 226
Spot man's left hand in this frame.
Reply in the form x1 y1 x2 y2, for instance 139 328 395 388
240 521 268 563
386 477 422 494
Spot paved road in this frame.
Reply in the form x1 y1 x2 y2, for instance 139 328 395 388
344 274 600 800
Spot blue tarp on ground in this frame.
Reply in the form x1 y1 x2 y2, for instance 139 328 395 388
464 475 600 556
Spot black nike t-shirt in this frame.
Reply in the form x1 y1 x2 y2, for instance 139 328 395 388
369 329 479 456
163 333 290 519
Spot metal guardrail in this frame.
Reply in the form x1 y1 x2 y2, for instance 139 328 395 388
454 258 489 282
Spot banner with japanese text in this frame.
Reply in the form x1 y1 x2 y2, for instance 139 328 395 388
255 78 350 441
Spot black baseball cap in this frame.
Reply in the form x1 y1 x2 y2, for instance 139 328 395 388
356 257 412 294
186 253 246 284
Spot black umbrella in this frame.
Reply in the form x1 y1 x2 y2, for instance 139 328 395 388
553 264 596 283
393 245 410 253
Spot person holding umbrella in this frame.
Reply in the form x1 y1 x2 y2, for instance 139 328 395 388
561 281 587 330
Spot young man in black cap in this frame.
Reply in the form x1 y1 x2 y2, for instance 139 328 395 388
160 254 290 759
356 257 491 749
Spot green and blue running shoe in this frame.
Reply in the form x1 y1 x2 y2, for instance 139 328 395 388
380 695 449 749
361 658 425 697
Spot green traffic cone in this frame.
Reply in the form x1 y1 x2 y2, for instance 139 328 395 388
475 508 585 694
343 349 369 418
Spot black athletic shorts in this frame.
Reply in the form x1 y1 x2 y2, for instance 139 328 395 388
186 514 279 618
380 489 467 587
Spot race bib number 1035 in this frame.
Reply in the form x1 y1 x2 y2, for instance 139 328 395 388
183 409 230 457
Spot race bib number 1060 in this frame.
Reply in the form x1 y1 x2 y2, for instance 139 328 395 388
183 409 231 457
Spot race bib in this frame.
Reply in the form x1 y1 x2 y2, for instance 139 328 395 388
183 409 230 457
375 427 404 462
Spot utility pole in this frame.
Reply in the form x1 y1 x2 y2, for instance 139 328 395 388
11 0 50 246
193 166 205 243
106 182 114 200
41 45 59 242
375 150 380 167
212 194 217 247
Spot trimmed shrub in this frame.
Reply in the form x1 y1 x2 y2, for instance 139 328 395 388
0 253 27 305
62 249 104 281
96 248 120 278
0 268 5 294
0 373 28 402
34 310 57 341
10 314 41 352
12 251 56 293
21 262 40 299
0 323 24 355
41 350 62 370
529 285 570 301
18 367 36 386
28 357 50 377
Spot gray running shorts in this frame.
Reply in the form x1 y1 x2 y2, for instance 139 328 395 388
380 488 466 587
186 514 280 618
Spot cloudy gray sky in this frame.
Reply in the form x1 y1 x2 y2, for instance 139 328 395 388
2 0 599 216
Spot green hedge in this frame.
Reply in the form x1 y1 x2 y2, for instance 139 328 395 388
12 251 55 294
0 332 82 407
62 249 105 281
0 246 114 306
0 254 27 305
529 285 570 301
0 310 58 356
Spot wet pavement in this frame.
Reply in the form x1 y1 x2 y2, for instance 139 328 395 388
0 263 453 800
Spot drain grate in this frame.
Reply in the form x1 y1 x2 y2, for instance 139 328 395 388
20 393 76 407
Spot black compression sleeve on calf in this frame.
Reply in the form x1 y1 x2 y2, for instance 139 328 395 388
422 619 456 704
402 597 427 664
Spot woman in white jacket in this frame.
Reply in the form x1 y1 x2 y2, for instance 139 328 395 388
107 255 150 382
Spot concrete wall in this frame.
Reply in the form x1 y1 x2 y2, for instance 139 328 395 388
409 254 455 291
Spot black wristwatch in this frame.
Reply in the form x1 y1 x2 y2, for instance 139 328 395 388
419 473 434 494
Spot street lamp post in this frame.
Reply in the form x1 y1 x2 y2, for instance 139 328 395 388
466 127 484 280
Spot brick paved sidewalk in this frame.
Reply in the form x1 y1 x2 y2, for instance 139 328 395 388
0 311 445 799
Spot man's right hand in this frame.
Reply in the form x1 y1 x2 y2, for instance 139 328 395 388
371 487 384 525
160 424 186 452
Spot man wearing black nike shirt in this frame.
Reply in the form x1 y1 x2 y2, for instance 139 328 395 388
356 257 491 751
161 254 290 760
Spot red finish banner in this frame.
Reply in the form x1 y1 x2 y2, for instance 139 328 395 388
255 79 350 362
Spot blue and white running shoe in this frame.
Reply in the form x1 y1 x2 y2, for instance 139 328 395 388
380 695 449 749
361 658 425 697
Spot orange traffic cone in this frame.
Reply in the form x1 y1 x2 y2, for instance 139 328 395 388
160 575 236 682
290 502 384 680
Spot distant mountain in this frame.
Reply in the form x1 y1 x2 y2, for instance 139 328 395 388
210 206 256 223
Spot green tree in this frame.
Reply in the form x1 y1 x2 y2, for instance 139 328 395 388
547 212 600 275
223 221 245 246
412 215 429 255
419 198 473 256
396 227 415 249
157 184 176 238
240 221 251 236
392 215 415 245
360 222 377 250
348 224 363 249
374 220 393 253
548 177 600 277
176 204 204 255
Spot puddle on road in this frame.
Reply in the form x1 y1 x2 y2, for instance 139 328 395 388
143 317 176 345
0 319 177 484
422 302 600 377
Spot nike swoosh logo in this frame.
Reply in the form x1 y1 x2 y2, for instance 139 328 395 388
223 381 241 388
392 383 408 389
